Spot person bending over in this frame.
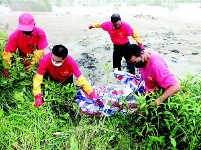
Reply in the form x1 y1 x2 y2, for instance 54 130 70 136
2 12 48 77
33 44 96 107
123 44 181 106
88 14 145 74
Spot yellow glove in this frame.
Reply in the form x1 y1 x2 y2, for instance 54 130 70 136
89 23 102 29
131 28 142 44
2 50 13 68
76 75 93 95
31 50 44 64
33 73 43 96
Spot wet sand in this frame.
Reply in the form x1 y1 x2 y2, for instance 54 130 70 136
1 5 201 86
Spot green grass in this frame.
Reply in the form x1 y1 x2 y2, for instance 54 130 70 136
0 31 201 150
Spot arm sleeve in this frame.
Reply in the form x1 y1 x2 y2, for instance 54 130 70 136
76 75 93 95
32 56 48 96
68 57 92 95
37 55 49 75
5 33 18 54
68 56 82 78
154 63 178 89
31 49 44 64
2 33 18 68
37 31 48 50
131 28 142 44
126 23 134 36
101 21 110 31
33 73 43 96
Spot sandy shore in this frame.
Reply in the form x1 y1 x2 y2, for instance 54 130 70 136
1 5 201 86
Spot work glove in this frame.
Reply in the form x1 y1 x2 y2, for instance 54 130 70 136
4 69 10 78
23 59 32 72
76 75 93 95
89 91 104 106
25 68 30 72
138 43 145 50
88 91 99 100
88 25 93 30
34 93 43 108
25 62 33 72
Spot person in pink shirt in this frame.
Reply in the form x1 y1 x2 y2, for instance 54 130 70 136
88 14 145 74
123 44 181 106
2 12 48 78
33 44 96 108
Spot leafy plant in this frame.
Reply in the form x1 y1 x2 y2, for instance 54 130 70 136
0 31 201 150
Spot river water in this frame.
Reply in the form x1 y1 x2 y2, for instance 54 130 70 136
0 1 201 83
0 1 201 22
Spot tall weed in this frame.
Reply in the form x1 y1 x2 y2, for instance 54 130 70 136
0 31 201 149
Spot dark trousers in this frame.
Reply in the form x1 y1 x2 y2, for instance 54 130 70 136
113 42 135 74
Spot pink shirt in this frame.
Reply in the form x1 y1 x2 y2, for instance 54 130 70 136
37 53 82 84
140 51 178 92
6 26 48 56
101 21 133 45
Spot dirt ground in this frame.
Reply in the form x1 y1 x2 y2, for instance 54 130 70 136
1 5 201 86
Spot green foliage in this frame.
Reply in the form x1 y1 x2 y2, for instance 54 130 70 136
0 31 201 149
0 31 8 74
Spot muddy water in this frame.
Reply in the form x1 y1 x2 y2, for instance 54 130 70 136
0 2 201 86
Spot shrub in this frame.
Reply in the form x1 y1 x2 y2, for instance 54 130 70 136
0 31 201 150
